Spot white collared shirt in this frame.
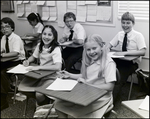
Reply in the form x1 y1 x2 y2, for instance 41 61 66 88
33 22 44 34
110 29 146 63
33 43 62 66
86 56 116 84
1 32 25 60
62 23 86 41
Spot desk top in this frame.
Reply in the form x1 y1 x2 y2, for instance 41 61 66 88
1 56 18 62
119 56 139 61
36 82 107 106
121 99 149 118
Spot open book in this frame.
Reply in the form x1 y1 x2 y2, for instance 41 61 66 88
46 78 78 91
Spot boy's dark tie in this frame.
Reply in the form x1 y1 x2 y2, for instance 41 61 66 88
122 33 127 51
5 36 9 53
69 29 74 41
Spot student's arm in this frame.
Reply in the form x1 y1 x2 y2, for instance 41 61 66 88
114 48 146 56
34 62 62 71
85 81 115 92
59 37 67 43
1 52 19 58
58 70 82 79
72 38 84 45
72 25 86 45
25 33 41 38
23 55 35 66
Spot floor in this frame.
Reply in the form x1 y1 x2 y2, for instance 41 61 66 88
1 78 147 118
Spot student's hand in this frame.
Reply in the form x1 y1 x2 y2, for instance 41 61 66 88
59 38 66 43
1 49 5 54
57 70 70 79
77 77 86 83
23 60 29 67
26 66 40 71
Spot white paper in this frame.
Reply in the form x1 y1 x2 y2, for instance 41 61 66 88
46 1 55 6
107 52 125 58
97 6 111 21
87 16 97 22
48 17 57 21
7 64 33 74
23 1 29 3
67 1 77 10
57 1 66 27
17 4 24 17
77 1 85 5
139 95 149 111
36 1 45 5
17 1 23 4
46 78 78 91
85 1 97 4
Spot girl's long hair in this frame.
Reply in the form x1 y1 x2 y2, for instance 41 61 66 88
39 25 59 53
81 34 107 79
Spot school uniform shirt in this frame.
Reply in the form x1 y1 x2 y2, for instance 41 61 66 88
32 22 44 34
33 43 62 66
62 22 86 42
86 56 116 85
1 32 25 60
54 56 116 118
110 29 146 64
18 44 62 92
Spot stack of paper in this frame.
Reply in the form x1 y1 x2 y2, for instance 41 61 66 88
46 78 78 91
139 95 149 111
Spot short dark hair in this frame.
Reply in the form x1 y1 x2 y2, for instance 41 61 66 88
121 12 135 25
1 17 15 31
63 12 76 22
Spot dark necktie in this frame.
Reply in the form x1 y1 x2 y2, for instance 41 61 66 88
69 29 74 41
5 36 9 53
122 33 127 51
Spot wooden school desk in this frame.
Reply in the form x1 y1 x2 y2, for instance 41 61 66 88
110 48 139 61
121 99 149 118
1 56 18 62
36 82 107 106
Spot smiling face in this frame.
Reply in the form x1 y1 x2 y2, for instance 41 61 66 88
121 20 133 33
42 27 54 47
85 41 102 61
1 22 13 36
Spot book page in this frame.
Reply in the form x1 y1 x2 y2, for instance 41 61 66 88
46 78 78 91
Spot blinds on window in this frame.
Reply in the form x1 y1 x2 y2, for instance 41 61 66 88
118 1 149 20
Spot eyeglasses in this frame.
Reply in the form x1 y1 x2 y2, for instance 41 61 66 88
65 20 74 24
1 25 11 29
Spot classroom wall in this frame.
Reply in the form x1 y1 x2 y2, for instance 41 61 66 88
1 1 149 71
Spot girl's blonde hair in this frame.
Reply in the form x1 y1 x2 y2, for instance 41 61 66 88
81 34 107 79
